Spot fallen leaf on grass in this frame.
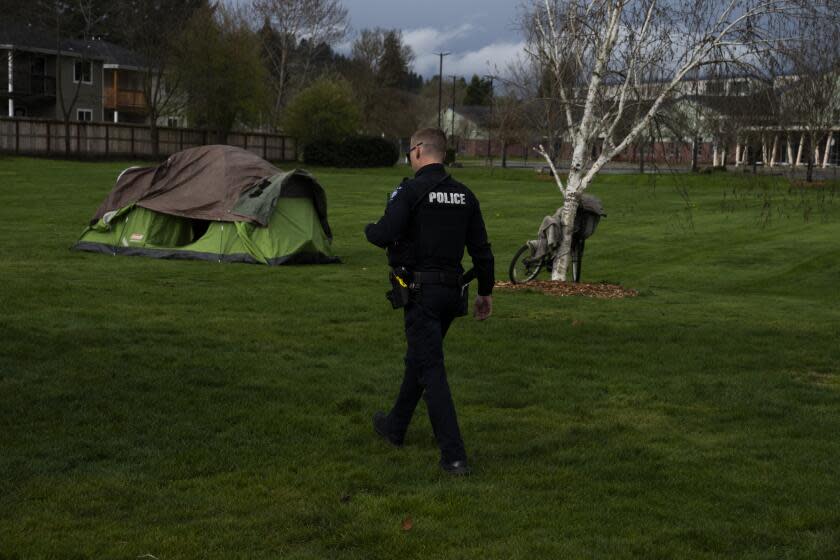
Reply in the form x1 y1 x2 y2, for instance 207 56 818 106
401 516 413 531
495 281 639 299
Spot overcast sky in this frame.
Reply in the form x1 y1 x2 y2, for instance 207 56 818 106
338 0 526 78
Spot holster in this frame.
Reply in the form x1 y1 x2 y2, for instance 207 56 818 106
386 267 412 309
456 283 469 317
456 269 476 317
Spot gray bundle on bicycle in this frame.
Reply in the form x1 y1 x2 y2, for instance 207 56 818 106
527 194 605 261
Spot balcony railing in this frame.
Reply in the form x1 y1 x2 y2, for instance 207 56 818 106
9 72 57 98
104 88 147 110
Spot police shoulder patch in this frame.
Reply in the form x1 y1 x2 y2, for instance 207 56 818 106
389 178 412 201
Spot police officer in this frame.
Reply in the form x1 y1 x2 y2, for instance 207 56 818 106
365 128 494 475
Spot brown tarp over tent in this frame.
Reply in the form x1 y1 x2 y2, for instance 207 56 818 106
75 145 339 265
91 145 280 224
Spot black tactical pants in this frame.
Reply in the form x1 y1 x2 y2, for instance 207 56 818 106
385 284 466 463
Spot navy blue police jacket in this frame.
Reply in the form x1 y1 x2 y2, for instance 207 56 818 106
365 163 495 296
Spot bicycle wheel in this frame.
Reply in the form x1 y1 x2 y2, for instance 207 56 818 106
509 244 543 284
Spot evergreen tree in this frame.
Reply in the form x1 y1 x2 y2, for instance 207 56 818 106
463 74 493 106
403 71 425 93
378 30 413 89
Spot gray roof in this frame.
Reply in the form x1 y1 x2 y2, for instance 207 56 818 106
1 20 144 67
0 20 72 53
80 40 146 68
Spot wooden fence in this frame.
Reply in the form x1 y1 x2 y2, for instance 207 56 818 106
0 117 297 162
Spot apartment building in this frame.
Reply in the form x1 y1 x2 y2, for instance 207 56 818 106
1 21 172 126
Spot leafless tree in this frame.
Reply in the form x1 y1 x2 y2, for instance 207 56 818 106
491 95 529 168
250 0 348 128
114 0 204 157
507 57 570 165
523 0 824 281
20 0 109 154
779 18 840 181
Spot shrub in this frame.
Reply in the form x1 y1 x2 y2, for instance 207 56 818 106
283 79 361 147
304 136 400 168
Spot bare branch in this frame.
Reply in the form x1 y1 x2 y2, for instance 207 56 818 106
536 144 567 194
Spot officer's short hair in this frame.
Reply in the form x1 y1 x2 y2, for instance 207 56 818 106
411 128 447 159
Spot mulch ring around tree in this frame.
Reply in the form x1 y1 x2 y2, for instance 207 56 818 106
495 281 639 299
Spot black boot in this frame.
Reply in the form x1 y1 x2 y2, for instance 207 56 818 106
439 458 470 476
372 411 403 448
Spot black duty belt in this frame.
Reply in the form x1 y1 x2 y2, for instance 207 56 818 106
411 270 463 286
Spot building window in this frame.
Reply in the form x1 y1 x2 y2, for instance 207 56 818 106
73 60 93 84
77 109 93 122
32 57 46 75
167 117 180 128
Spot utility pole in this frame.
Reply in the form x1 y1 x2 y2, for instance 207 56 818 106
435 52 450 129
483 74 497 165
449 74 458 143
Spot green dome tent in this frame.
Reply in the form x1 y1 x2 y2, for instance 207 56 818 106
73 145 339 265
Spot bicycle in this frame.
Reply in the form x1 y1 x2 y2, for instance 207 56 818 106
509 234 586 284
508 195 606 284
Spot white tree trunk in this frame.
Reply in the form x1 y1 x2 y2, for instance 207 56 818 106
712 144 719 167
795 134 805 167
550 179 582 281
824 132 834 168
787 138 794 166
770 135 779 167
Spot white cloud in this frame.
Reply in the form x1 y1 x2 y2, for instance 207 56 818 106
401 24 526 78
337 23 526 80
335 38 354 56
402 24 475 55
412 41 527 79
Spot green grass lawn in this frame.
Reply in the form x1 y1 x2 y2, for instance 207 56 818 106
1 156 839 559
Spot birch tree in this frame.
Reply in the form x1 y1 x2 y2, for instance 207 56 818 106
523 0 823 281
